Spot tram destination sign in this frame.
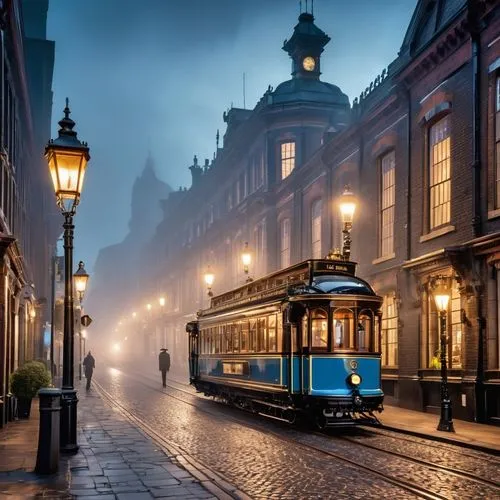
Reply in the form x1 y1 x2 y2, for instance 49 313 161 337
312 260 356 276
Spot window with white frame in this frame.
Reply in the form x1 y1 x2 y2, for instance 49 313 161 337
495 76 500 208
380 151 395 257
311 200 322 259
381 294 398 367
281 142 295 180
429 116 451 229
254 220 266 277
450 283 463 369
280 218 291 268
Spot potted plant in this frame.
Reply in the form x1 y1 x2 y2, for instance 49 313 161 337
10 361 51 418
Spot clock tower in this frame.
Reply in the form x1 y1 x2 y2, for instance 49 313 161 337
282 11 330 79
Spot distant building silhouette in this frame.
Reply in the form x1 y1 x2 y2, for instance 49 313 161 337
86 154 172 346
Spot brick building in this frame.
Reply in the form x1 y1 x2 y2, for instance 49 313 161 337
0 0 57 427
133 0 500 424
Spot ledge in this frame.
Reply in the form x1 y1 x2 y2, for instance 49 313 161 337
372 253 396 265
419 224 456 243
488 208 500 221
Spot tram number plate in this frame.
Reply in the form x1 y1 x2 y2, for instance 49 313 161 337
222 361 247 375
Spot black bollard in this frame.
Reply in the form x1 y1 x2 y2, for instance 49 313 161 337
35 388 62 474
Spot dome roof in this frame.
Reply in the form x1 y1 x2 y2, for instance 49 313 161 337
272 78 349 106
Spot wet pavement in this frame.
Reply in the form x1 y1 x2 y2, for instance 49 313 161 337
0 364 499 499
0 379 227 498
94 364 500 499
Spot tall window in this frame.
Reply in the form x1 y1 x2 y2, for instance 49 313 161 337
311 200 322 259
495 77 500 207
450 284 462 369
254 221 266 276
281 142 295 180
380 151 395 257
381 294 398 367
280 218 291 268
429 116 451 229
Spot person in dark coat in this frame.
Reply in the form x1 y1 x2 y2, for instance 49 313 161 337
159 348 170 387
82 351 95 390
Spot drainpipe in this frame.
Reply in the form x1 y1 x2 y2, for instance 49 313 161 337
469 0 482 237
406 86 412 261
467 0 486 423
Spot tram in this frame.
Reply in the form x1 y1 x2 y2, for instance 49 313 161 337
187 258 384 427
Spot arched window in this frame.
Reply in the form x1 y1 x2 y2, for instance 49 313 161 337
311 308 328 348
311 200 322 259
333 308 355 350
280 218 291 268
357 310 374 352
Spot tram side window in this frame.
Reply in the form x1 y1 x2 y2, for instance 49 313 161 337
249 319 257 352
277 313 283 352
257 317 267 352
302 314 309 347
241 320 249 352
232 323 240 353
214 326 220 354
311 309 328 349
224 324 233 353
333 309 355 350
358 311 373 352
268 315 277 352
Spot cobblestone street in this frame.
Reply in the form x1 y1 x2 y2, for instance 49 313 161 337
93 364 500 499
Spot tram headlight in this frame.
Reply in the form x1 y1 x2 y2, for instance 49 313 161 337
347 373 362 387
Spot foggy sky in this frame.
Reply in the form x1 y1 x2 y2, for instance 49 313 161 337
46 0 416 274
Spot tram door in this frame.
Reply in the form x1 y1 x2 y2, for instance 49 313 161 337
186 322 199 382
287 304 306 395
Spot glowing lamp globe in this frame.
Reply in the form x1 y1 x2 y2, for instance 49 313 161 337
45 99 90 215
339 186 356 224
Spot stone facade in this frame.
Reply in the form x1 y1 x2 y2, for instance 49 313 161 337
135 0 500 424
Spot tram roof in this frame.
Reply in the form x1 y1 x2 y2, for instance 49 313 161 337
199 258 373 317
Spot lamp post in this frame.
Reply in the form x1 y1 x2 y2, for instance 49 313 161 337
339 186 356 261
433 278 455 433
45 99 90 453
241 242 253 282
74 261 89 381
204 267 215 297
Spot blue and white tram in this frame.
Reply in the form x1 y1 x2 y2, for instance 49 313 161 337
187 258 384 426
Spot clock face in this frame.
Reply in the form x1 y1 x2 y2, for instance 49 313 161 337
302 56 316 72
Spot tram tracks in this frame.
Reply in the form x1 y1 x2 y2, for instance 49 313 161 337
97 366 500 499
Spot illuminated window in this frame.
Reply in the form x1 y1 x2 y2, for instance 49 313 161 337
450 284 462 369
429 116 451 229
311 200 322 259
280 218 291 268
381 294 398 367
496 77 500 208
333 309 355 350
281 142 295 180
311 309 328 348
380 151 395 257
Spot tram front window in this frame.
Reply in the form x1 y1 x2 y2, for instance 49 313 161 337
311 309 328 348
333 309 355 350
313 276 375 296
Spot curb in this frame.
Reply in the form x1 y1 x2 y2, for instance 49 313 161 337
378 424 500 457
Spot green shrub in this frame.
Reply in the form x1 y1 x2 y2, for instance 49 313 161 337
10 361 52 399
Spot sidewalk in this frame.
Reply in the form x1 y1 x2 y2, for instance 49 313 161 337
379 404 500 455
0 380 221 499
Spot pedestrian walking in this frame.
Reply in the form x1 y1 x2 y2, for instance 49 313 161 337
82 351 95 390
159 348 170 387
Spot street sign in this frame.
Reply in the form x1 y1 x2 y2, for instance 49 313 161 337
81 314 92 327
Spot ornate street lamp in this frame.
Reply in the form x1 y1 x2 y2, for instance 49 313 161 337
204 267 215 297
74 261 89 303
433 277 455 433
241 242 253 282
339 185 356 261
45 99 90 453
